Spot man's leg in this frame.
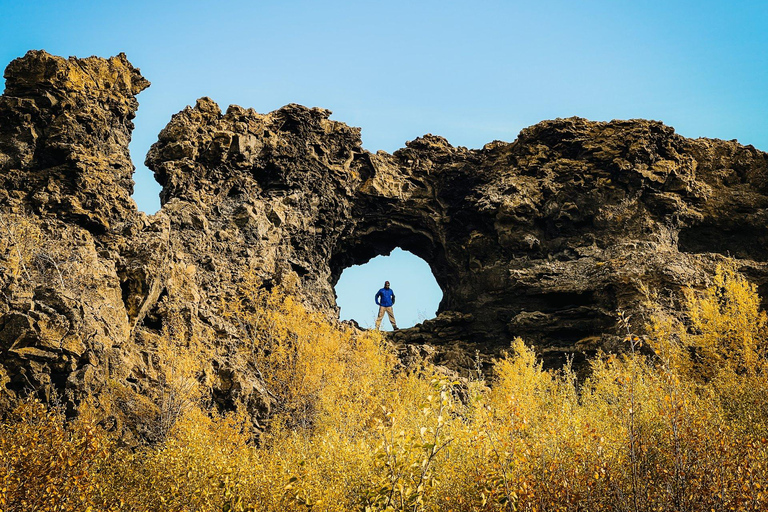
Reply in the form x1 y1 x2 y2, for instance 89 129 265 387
375 306 386 329
386 306 398 330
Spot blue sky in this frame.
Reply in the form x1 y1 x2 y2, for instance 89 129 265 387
2 0 767 328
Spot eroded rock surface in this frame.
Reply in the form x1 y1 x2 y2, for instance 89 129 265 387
2 50 768 428
0 50 148 232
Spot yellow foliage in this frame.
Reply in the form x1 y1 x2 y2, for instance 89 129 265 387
647 264 768 436
2 267 768 511
0 213 86 294
0 400 108 512
0 212 43 283
220 275 396 434
684 264 768 376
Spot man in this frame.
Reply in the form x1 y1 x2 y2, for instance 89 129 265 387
374 281 398 330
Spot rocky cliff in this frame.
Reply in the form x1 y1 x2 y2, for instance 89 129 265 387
2 51 768 427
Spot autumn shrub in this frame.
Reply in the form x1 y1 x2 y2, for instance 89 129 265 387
0 212 91 296
0 212 42 285
0 400 108 512
220 274 397 434
83 268 213 445
648 264 768 436
2 264 768 511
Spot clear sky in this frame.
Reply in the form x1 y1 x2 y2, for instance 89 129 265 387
2 0 767 327
336 249 442 329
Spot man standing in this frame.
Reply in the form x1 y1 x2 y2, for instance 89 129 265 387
375 281 398 330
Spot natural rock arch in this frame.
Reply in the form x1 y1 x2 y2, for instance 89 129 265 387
329 229 450 305
3 50 768 418
328 186 455 316
144 95 768 367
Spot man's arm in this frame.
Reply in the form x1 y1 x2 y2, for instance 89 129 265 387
391 291 395 305
375 290 381 305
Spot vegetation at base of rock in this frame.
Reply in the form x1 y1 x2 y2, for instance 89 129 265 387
2 265 767 511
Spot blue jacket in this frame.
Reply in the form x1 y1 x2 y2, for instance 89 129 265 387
375 287 395 307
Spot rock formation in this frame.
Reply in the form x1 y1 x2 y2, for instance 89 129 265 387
2 50 768 428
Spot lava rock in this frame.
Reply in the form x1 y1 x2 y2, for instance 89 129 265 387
2 50 768 428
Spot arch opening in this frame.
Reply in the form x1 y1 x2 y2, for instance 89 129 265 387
334 248 443 330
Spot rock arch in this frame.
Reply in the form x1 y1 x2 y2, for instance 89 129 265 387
3 50 768 416
145 98 768 366
144 97 768 368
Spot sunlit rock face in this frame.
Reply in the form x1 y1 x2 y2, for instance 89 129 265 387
0 50 149 232
2 50 768 423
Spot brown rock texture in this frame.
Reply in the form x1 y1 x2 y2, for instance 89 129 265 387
0 50 148 232
2 50 768 428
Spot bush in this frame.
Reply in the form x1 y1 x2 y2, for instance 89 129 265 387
2 266 768 511
0 400 108 512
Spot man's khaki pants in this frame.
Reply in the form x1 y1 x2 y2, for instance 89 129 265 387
375 306 398 330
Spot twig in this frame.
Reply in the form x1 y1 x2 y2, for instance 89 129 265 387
0 212 33 282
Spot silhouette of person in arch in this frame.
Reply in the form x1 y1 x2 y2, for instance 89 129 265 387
374 280 398 330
